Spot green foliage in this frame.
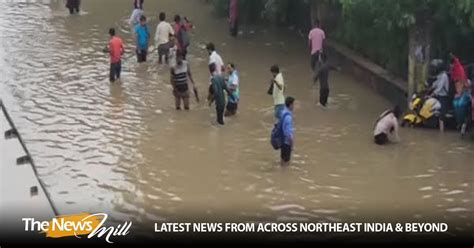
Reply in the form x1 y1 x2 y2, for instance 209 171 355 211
210 0 474 77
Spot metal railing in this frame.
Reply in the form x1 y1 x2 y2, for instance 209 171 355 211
0 99 59 216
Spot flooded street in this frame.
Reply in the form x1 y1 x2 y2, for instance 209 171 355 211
0 0 472 238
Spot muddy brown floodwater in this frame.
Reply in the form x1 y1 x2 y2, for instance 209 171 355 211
0 0 472 239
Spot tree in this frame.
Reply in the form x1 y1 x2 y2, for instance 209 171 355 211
338 0 474 102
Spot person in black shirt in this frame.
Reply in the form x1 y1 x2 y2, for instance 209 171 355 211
314 53 340 107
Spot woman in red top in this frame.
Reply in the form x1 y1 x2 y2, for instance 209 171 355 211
450 53 468 87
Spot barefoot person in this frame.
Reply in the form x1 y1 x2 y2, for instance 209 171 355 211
170 51 197 110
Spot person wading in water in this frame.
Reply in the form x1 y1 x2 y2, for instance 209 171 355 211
170 51 197 111
208 63 231 125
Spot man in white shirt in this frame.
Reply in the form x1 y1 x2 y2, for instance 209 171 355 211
206 43 225 75
430 68 450 132
155 12 174 64
270 65 285 120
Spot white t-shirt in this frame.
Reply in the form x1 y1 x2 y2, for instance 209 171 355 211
209 51 224 75
169 45 178 67
273 73 285 106
155 21 174 46
374 113 398 136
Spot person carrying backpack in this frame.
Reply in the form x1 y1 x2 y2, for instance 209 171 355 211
271 97 295 166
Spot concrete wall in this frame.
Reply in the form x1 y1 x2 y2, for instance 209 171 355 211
327 40 409 109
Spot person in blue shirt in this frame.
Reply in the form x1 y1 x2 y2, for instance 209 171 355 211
225 63 240 116
134 15 150 63
280 97 295 166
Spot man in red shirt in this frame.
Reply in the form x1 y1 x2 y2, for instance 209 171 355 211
107 28 124 82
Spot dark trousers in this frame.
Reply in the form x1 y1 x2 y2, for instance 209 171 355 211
230 19 239 37
311 51 321 71
437 96 450 121
216 105 225 125
67 0 80 14
225 101 238 116
109 61 121 82
158 43 170 64
136 49 147 63
320 88 329 106
281 144 292 163
374 133 389 145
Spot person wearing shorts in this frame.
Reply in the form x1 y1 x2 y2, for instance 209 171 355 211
171 52 196 110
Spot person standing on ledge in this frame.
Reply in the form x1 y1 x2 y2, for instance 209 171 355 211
308 19 326 80
66 0 80 15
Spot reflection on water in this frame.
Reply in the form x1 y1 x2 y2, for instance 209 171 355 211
0 0 472 237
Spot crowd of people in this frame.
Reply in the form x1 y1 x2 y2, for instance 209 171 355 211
373 53 474 145
101 1 296 165
100 0 471 165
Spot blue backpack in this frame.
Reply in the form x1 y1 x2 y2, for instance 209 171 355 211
271 112 290 150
